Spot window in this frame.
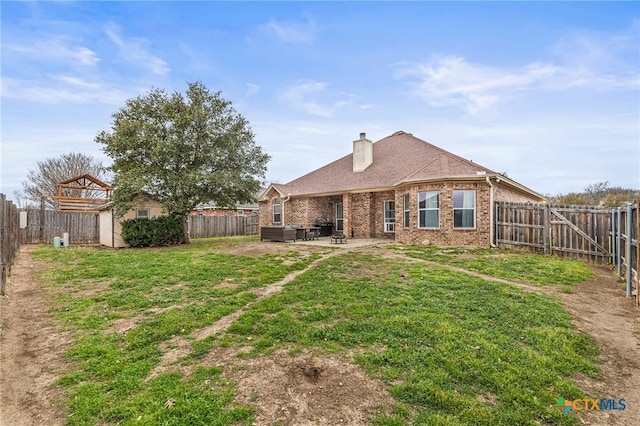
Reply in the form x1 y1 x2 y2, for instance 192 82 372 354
272 200 281 223
336 203 344 231
384 200 395 233
403 194 410 228
418 191 439 228
136 209 149 219
237 210 244 216
453 190 476 228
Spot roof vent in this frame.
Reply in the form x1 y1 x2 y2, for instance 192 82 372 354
359 132 366 140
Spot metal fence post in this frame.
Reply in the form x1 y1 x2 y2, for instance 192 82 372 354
0 194 5 296
626 202 633 298
617 207 622 278
610 209 616 266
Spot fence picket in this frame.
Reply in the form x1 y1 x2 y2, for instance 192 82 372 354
0 194 20 295
496 201 639 304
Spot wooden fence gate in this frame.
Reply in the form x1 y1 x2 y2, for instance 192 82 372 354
496 201 639 304
495 202 612 262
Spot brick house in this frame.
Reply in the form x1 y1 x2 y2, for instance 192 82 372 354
259 131 545 247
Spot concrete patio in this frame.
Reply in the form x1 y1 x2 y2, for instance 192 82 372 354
291 237 391 248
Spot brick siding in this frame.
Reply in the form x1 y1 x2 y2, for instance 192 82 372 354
260 179 541 247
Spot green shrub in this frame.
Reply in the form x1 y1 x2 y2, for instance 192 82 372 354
121 215 184 247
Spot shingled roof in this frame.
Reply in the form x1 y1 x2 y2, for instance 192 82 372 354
271 131 509 198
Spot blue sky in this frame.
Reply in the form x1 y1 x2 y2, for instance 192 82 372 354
2 1 639 200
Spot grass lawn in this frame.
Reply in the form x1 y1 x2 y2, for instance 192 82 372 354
389 245 594 285
33 237 600 425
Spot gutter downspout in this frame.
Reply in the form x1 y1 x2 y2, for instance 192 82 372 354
486 176 496 248
281 195 291 225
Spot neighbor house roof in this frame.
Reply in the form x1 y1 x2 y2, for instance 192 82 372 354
264 131 543 200
195 188 266 211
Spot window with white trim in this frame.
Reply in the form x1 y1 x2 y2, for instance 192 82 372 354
418 191 439 228
403 194 410 228
384 200 395 233
453 190 476 228
237 210 244 216
272 200 281 223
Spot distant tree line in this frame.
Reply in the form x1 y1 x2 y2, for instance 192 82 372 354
548 181 639 208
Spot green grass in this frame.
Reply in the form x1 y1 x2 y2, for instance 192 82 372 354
391 245 595 285
224 253 599 425
33 238 600 425
33 236 323 426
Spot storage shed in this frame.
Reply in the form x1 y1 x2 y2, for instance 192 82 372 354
98 195 166 248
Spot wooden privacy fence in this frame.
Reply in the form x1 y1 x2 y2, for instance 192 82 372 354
0 194 20 296
20 209 261 243
20 208 100 244
611 203 639 304
188 214 259 238
495 202 612 261
496 201 639 304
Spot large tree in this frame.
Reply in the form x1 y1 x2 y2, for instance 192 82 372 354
96 81 270 242
17 152 105 209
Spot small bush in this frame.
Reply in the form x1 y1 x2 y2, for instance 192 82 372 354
121 215 184 247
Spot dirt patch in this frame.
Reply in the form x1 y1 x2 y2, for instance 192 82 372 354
110 315 141 334
0 245 70 426
220 241 331 257
556 266 640 426
218 349 394 425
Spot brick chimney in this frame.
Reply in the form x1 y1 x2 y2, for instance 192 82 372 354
353 132 373 172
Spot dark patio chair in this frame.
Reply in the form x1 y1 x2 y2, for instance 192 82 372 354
330 233 347 244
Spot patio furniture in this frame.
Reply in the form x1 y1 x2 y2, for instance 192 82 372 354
330 233 347 244
260 226 297 242
314 222 334 237
294 226 320 241
305 228 320 240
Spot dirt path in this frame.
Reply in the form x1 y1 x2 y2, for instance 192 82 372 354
556 267 640 426
0 245 69 426
149 246 355 379
0 245 638 425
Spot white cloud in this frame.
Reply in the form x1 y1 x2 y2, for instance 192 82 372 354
4 36 100 66
1 76 134 105
395 56 566 113
259 18 316 44
246 83 261 96
104 24 170 76
281 80 353 117
54 74 101 89
105 26 124 47
395 25 639 114
553 21 640 73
